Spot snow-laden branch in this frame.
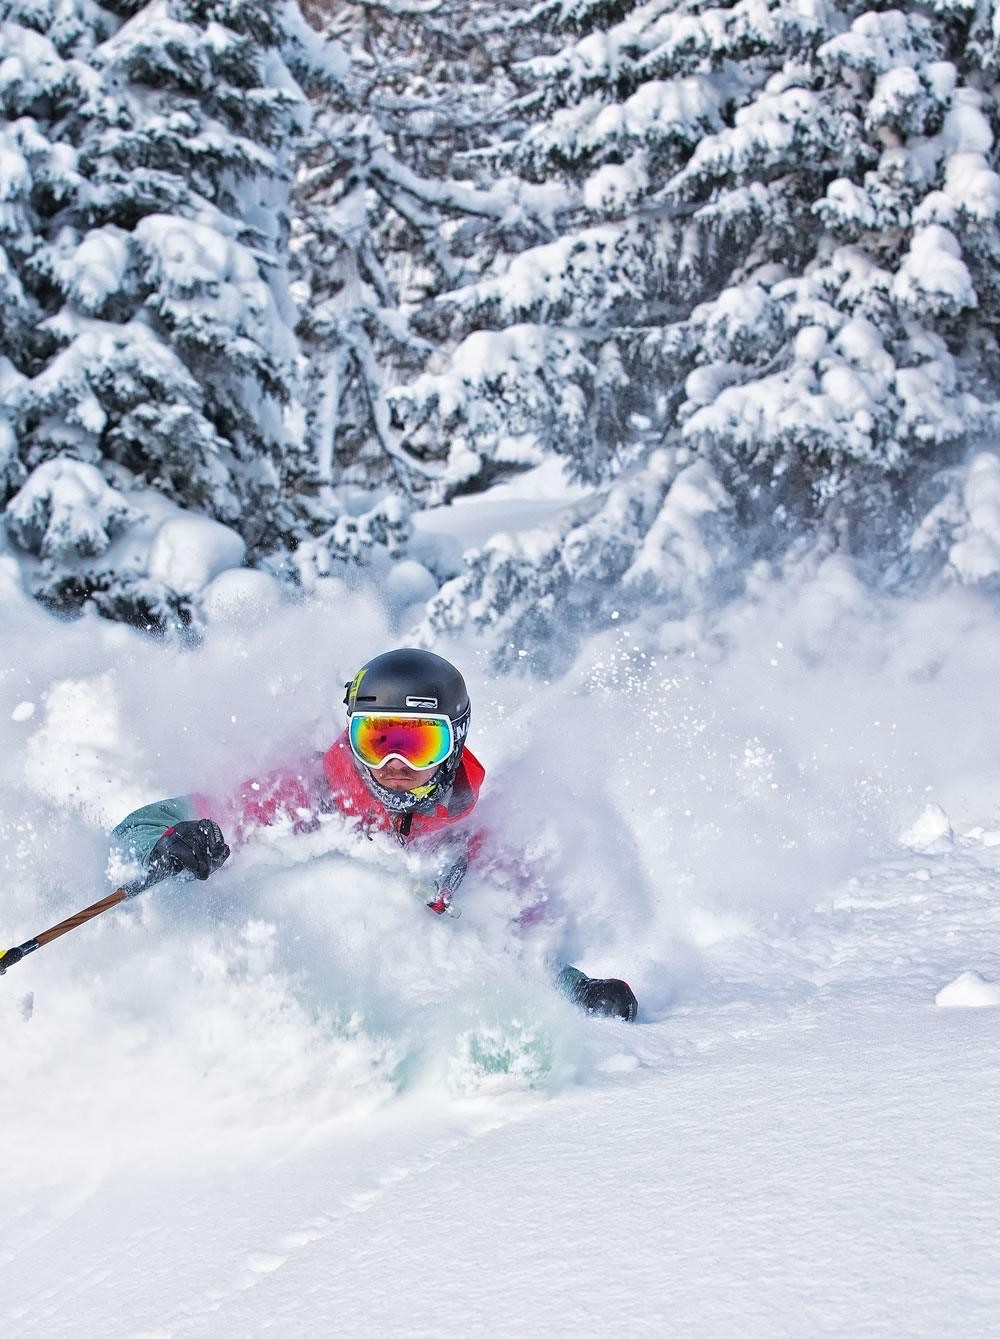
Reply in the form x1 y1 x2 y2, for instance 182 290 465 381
369 147 568 230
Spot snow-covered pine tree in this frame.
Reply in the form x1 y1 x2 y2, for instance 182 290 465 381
293 0 558 504
287 0 576 596
0 0 328 626
419 0 1000 670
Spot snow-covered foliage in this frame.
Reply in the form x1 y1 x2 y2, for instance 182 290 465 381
292 0 547 497
423 451 735 672
0 0 328 625
403 0 1000 662
911 450 1000 589
5 0 1000 650
6 457 138 560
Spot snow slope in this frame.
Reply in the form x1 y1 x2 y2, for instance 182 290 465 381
3 546 1000 1335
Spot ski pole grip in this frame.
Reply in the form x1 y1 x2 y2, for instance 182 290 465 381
0 941 39 975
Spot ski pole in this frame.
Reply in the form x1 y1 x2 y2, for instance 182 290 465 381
0 861 176 976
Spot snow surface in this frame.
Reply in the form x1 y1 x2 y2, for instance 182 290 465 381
3 532 1000 1334
899 801 953 854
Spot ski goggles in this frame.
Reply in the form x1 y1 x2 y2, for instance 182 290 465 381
348 712 455 771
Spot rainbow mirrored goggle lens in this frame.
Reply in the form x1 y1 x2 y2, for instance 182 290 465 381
348 713 455 771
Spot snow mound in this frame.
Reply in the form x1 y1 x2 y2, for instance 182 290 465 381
899 803 953 854
202 567 283 624
147 515 246 594
935 971 1000 1008
383 559 438 621
961 826 1000 848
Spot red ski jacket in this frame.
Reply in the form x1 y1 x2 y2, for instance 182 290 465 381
318 731 485 841
198 728 485 847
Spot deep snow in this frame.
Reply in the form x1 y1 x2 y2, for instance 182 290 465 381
3 535 1000 1335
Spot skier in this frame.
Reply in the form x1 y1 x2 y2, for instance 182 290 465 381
112 647 638 1021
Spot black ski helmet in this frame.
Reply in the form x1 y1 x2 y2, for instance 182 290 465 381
344 648 471 734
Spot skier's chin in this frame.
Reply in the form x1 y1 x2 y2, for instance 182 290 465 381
374 769 421 791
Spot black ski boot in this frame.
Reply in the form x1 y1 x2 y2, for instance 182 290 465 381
557 965 638 1022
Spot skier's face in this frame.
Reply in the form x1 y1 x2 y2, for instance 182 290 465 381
370 760 441 792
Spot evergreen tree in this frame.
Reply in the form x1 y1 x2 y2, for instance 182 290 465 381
0 0 329 626
416 0 1000 669
7 0 999 646
293 0 552 503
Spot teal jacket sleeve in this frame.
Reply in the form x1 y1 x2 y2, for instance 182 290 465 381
111 757 326 870
112 796 201 868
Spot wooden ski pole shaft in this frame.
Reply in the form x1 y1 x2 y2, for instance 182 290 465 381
0 865 173 975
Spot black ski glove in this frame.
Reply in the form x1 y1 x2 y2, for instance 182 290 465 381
572 976 639 1023
150 819 231 881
